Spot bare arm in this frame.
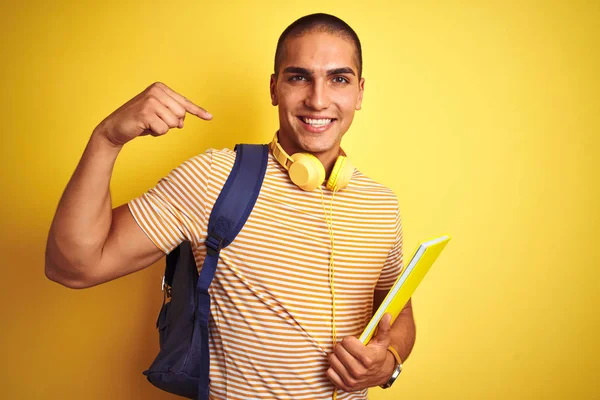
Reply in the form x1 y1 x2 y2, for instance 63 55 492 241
45 82 212 289
373 291 416 363
44 131 160 289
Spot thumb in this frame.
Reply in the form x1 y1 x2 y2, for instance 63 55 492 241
372 313 392 345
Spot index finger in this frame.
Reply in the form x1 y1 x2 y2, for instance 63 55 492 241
338 336 371 366
156 82 213 120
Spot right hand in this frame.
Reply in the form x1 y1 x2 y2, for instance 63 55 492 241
93 82 213 147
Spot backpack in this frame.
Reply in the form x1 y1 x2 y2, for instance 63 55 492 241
142 143 269 399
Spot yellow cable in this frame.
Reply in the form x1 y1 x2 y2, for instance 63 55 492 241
319 187 338 400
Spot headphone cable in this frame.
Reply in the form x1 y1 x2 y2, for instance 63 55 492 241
320 186 338 400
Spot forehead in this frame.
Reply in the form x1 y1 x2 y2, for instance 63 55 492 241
281 31 357 73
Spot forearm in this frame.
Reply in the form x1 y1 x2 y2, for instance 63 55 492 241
369 300 415 387
45 126 123 285
389 299 416 363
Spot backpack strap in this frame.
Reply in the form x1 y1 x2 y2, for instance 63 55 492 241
162 144 269 292
195 143 268 400
199 143 269 289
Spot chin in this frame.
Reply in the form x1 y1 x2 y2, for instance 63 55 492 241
297 134 338 154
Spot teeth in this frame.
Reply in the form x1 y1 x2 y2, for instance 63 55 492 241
302 117 332 126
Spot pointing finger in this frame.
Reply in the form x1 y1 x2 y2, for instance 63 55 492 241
155 82 213 120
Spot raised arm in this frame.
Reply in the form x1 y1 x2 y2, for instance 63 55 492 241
45 82 212 289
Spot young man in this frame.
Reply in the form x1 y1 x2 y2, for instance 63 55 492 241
45 13 416 399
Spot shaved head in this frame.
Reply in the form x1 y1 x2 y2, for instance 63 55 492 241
274 13 363 78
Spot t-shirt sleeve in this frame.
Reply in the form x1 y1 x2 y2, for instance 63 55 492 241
375 205 404 291
127 150 212 254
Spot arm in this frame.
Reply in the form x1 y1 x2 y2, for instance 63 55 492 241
44 131 164 289
45 82 211 289
374 292 416 365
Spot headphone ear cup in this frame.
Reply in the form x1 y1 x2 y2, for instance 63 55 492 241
289 153 326 191
326 156 354 191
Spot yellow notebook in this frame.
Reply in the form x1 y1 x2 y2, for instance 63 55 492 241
359 235 451 345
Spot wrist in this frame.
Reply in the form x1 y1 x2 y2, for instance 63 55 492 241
379 346 402 389
82 129 124 171
378 349 396 386
91 122 125 151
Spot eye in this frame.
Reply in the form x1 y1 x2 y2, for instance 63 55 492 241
332 76 350 84
289 75 309 82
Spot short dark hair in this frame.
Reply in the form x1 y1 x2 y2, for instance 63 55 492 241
274 13 363 78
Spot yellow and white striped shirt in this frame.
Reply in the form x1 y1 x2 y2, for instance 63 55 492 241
128 147 403 400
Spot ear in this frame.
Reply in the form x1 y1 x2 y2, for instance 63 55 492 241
270 74 278 106
355 77 365 110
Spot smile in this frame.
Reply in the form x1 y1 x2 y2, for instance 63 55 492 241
297 116 336 132
299 116 333 126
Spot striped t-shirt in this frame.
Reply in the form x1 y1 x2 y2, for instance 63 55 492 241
128 147 404 400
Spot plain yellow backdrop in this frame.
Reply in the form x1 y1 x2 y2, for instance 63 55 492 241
1 0 598 399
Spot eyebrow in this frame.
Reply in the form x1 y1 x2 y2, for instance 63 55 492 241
282 66 356 76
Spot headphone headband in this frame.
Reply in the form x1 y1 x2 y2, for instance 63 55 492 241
269 134 294 171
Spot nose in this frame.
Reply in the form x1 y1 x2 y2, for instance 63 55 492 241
304 79 330 111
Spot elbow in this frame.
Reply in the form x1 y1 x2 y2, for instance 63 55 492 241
44 254 94 290
45 270 89 290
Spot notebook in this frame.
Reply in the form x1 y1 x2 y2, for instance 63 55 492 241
359 235 451 345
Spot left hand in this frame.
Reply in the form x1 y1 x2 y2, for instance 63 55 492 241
326 313 395 392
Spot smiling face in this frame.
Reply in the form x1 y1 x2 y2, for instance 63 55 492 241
270 31 365 171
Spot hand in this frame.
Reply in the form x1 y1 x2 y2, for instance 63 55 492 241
326 313 395 392
93 82 212 147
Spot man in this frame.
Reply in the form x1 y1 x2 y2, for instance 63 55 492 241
45 13 416 399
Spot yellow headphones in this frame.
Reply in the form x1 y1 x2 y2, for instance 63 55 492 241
269 134 354 191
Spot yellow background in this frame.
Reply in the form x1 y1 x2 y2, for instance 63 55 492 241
1 0 598 399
